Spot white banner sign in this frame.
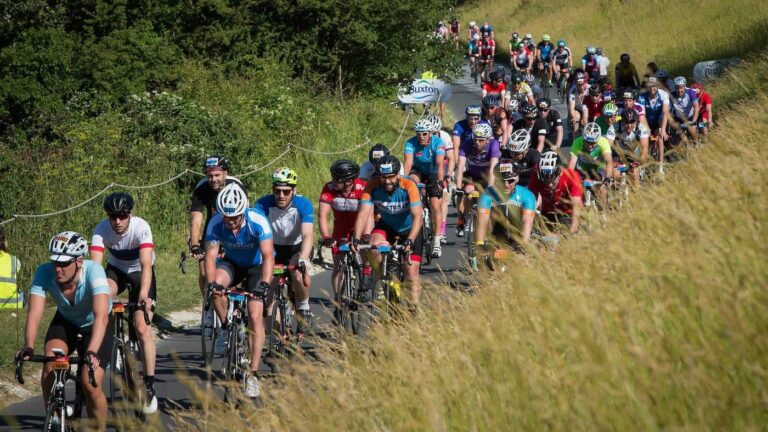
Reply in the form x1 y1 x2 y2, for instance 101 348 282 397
398 79 453 104
693 58 741 83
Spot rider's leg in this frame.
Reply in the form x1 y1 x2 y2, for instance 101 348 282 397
130 270 156 378
367 231 387 278
403 235 423 305
289 252 310 313
81 366 107 431
212 264 235 326
246 299 266 373
197 260 206 297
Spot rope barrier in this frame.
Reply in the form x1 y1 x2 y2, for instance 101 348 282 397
1 184 114 225
238 147 292 178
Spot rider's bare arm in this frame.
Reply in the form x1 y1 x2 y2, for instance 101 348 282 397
189 211 203 247
259 239 275 284
300 222 313 261
318 202 332 240
86 293 110 359
204 241 219 284
139 247 153 300
24 294 45 349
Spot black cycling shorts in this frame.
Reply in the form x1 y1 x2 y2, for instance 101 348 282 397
463 171 490 190
44 312 114 369
371 220 424 264
410 170 443 199
105 264 157 306
215 258 273 307
274 243 303 266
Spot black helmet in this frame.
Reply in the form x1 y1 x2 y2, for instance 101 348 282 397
330 160 360 181
104 192 134 216
537 97 552 110
376 155 402 176
622 88 637 100
620 53 630 62
622 108 639 123
522 103 538 118
203 155 229 172
589 83 601 97
513 73 523 84
489 66 505 82
482 95 500 109
368 143 390 164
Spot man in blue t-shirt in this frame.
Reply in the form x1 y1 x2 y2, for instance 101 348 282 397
254 167 314 337
17 231 112 430
476 162 537 250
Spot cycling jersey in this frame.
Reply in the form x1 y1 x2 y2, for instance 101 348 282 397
507 82 534 103
582 54 599 76
542 109 564 146
583 95 603 121
536 41 554 61
479 183 536 213
90 216 155 274
480 39 495 57
468 41 480 55
595 116 619 141
205 208 273 267
480 24 493 35
697 92 712 121
513 49 530 67
189 176 245 221
670 88 699 120
615 62 639 88
453 119 477 144
509 39 523 51
360 177 421 233
459 137 501 179
568 86 588 109
553 48 571 66
30 261 111 328
450 21 459 33
527 168 583 215
482 81 506 97
482 111 507 139
637 89 669 126
499 149 541 187
570 136 612 170
404 135 445 176
254 194 314 246
621 101 647 119
319 179 366 240
512 118 549 143
359 160 404 181
615 123 650 161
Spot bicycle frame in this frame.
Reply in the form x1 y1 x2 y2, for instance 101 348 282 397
110 300 149 418
265 264 298 370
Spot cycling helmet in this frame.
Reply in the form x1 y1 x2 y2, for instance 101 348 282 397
673 76 687 87
542 34 551 41
482 95 501 109
655 69 669 80
620 53 630 62
587 45 596 54
489 69 504 82
583 122 602 143
497 162 520 181
691 81 703 95
622 108 639 123
104 192 134 216
203 155 229 172
602 103 618 117
469 21 477 27
49 231 88 262
438 20 444 26
473 123 493 139
506 129 531 153
368 143 390 164
512 74 523 84
508 98 520 112
537 151 561 184
596 47 603 55
272 167 299 186
426 114 443 132
523 73 536 85
522 104 538 118
465 104 482 116
574 71 587 83
376 155 401 175
588 83 601 97
602 90 616 102
557 39 566 48
622 88 637 100
537 97 551 110
414 118 432 133
330 160 360 182
525 33 533 40
646 76 659 87
511 32 519 38
473 33 481 41
216 183 248 217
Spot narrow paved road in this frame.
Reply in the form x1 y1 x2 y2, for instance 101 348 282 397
0 60 565 431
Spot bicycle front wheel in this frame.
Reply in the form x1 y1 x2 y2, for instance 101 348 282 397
266 300 290 364
109 339 140 420
335 269 352 331
200 291 219 368
43 400 70 432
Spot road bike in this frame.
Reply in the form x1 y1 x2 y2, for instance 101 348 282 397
417 183 434 265
453 189 481 270
216 287 251 387
16 343 96 432
581 177 603 234
264 264 301 371
368 243 409 320
335 242 378 335
109 300 151 419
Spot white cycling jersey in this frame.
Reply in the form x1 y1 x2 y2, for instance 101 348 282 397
90 216 156 274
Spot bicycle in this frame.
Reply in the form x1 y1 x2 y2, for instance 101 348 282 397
581 177 603 234
470 54 480 84
554 66 571 104
264 263 301 370
453 189 481 270
16 345 97 432
367 242 409 320
335 242 378 335
109 300 151 419
201 283 223 368
479 55 494 83
417 183 434 265
209 285 252 387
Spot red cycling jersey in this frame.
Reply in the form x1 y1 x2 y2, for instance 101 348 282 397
583 95 603 121
319 179 367 240
527 168 583 215
482 81 506 97
480 39 495 57
698 92 712 120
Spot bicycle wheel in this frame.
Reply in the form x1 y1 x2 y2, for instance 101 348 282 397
109 339 139 419
334 269 352 331
222 324 239 382
200 290 218 368
351 276 374 336
43 400 71 432
422 208 433 265
466 209 476 262
266 301 289 362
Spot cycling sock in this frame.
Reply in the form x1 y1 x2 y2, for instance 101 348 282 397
144 375 155 389
440 221 446 236
362 266 372 276
297 299 310 311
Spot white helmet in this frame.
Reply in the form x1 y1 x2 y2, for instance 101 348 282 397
473 123 493 139
525 33 533 40
673 76 687 87
537 151 561 184
414 118 431 133
469 21 477 27
426 114 442 132
583 122 602 143
49 231 88 262
506 129 531 153
216 183 248 217
508 99 520 112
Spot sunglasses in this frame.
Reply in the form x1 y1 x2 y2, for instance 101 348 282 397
273 188 294 196
108 214 130 221
503 177 519 184
416 132 430 137
52 259 76 268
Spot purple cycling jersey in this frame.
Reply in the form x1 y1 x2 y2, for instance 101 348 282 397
670 88 699 120
459 137 501 178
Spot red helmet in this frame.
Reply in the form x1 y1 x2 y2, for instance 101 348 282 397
691 82 704 95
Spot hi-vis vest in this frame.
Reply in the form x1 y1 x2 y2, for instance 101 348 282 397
0 252 21 309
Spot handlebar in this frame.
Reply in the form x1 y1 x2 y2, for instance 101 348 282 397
112 300 152 326
16 354 96 387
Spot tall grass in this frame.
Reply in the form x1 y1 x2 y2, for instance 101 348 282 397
163 36 768 432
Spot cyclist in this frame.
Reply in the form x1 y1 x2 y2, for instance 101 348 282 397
482 94 510 145
360 143 403 181
527 152 583 233
476 162 536 250
595 102 620 144
500 129 540 187
596 47 610 84
17 232 111 431
513 104 549 153
468 33 482 76
254 167 315 337
205 183 274 399
551 40 573 89
524 33 536 53
435 21 448 39
506 98 522 123
319 160 374 298
615 53 641 89
90 192 158 414
480 21 494 40
656 69 672 92
453 105 484 153
567 71 590 134
691 82 712 140
523 72 543 101
637 76 671 170
352 156 424 304
449 17 461 46
482 67 507 99
508 32 523 63
507 74 536 108
581 46 600 82
535 34 555 86
537 97 564 151
512 44 533 75
455 123 501 236
583 83 604 122
478 32 496 80
669 76 700 143
614 108 650 187
404 118 446 257
428 114 456 244
567 122 614 210
468 21 479 40
620 88 649 127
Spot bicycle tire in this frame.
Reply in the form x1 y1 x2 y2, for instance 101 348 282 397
466 209 476 261
109 339 140 420
43 400 72 432
200 290 218 368
422 208 433 265
266 300 289 362
335 269 352 331
126 344 146 418
351 274 374 336
222 324 239 382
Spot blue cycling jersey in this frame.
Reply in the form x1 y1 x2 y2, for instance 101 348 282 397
637 89 669 125
29 261 112 328
205 208 273 267
479 184 537 212
254 195 314 246
404 135 445 175
361 177 422 233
